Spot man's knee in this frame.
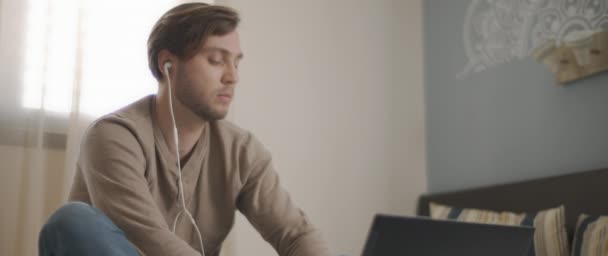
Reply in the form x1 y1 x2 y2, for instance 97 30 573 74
39 202 138 256
41 202 101 238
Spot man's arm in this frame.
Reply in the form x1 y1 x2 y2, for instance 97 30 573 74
70 119 201 256
235 133 331 256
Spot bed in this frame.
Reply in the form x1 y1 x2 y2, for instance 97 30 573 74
416 167 608 243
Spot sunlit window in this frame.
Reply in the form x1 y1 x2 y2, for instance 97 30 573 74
22 0 78 113
22 0 214 117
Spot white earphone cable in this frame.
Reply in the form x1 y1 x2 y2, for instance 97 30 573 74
165 62 206 256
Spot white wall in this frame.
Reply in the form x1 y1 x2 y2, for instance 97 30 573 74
389 0 427 217
220 0 426 255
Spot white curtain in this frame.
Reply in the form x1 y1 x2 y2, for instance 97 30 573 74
0 0 218 255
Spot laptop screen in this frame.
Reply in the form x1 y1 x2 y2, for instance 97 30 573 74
362 214 534 256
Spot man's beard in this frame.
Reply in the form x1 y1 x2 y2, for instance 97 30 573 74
174 70 228 121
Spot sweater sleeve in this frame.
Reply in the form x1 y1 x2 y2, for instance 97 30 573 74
70 119 201 256
235 133 331 256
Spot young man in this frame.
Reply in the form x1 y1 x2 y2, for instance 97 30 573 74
38 3 330 256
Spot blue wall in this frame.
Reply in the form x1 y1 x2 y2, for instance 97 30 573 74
424 0 608 193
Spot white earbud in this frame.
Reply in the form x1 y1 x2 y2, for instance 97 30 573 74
164 59 205 255
164 61 172 73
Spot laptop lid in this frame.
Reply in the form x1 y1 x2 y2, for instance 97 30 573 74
362 214 534 256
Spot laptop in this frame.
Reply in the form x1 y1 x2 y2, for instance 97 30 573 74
362 214 534 256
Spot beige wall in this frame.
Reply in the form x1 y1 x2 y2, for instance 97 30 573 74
0 146 24 256
0 145 66 256
221 0 426 255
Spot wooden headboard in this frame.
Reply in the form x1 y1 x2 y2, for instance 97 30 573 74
416 168 608 241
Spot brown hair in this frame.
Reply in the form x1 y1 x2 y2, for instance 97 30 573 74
147 3 240 81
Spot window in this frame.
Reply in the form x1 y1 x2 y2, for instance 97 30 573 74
0 0 213 146
19 0 215 117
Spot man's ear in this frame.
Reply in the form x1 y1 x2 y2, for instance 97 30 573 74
157 49 176 77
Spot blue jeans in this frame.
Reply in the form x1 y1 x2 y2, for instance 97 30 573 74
39 202 138 256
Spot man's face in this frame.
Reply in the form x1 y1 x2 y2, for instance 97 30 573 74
174 30 243 121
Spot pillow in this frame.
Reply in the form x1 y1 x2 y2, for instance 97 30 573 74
571 214 608 256
429 202 569 256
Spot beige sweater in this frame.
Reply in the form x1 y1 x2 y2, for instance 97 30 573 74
69 95 330 256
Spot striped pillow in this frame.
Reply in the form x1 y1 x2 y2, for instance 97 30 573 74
571 214 608 256
429 202 569 256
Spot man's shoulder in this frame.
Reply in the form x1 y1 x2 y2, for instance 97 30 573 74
84 95 155 143
106 95 154 124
